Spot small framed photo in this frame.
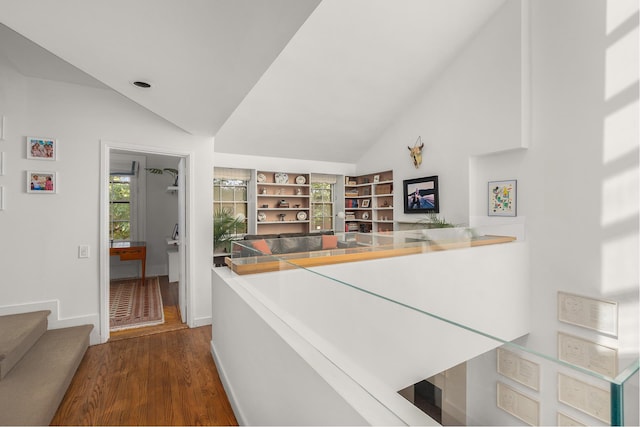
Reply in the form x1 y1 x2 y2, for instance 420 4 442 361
27 171 56 193
489 179 516 216
27 136 57 160
172 223 179 240
373 174 380 183
360 199 370 208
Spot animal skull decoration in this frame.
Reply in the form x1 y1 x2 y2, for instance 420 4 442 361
408 136 425 168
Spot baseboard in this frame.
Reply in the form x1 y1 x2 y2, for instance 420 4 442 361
210 340 245 425
193 316 212 327
0 300 100 345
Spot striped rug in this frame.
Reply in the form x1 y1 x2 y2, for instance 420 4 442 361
109 276 164 331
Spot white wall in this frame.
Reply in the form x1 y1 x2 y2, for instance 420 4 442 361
0 61 214 342
357 0 523 227
144 153 180 277
213 152 356 176
355 0 638 425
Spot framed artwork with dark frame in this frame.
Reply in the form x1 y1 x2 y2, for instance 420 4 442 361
403 175 439 214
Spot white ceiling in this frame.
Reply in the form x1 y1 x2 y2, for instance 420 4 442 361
0 0 506 163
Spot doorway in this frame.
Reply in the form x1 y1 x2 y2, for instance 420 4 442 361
99 141 192 344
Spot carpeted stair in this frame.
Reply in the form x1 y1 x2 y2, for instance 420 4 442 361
0 310 93 426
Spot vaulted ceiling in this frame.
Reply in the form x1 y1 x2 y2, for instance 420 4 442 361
0 0 506 163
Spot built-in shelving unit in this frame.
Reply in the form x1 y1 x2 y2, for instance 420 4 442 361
344 170 393 233
256 171 310 234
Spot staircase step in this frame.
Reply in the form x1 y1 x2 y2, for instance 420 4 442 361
0 310 50 380
0 324 93 426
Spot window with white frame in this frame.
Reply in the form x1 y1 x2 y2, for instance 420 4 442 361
310 174 337 231
213 167 249 234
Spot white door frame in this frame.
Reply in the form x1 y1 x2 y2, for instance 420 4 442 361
99 140 194 344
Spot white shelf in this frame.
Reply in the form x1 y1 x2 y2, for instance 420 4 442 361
257 220 310 224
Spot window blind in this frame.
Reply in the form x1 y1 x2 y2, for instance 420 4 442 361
310 173 338 184
214 167 251 181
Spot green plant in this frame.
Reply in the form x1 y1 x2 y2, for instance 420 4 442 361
146 167 179 186
418 213 457 228
214 208 246 252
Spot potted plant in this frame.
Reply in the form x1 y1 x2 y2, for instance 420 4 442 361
214 208 246 253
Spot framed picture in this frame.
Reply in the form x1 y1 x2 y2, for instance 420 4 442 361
172 223 179 240
373 174 380 183
558 373 610 423
497 347 540 391
27 136 57 160
27 171 56 193
497 382 540 426
557 412 586 426
488 179 516 216
403 175 439 213
0 152 4 176
557 332 617 377
360 199 370 208
558 291 618 336
0 186 4 210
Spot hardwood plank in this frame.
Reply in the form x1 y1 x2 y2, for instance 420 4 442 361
51 326 238 426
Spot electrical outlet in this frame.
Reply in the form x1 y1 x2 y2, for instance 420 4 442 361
78 245 90 258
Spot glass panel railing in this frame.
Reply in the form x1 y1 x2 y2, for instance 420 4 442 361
223 230 639 426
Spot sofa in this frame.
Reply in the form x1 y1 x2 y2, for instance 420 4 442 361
236 231 352 257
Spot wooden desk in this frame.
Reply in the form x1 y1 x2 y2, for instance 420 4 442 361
110 241 146 283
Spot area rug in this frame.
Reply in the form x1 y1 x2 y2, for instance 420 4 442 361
110 276 164 331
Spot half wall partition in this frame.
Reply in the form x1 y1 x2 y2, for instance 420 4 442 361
211 229 638 426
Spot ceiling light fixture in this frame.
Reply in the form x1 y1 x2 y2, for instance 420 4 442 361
132 80 151 88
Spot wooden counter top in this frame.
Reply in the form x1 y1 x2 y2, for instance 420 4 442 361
226 235 516 275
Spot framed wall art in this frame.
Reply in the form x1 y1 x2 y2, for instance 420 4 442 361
497 347 540 391
557 332 617 377
0 151 5 176
558 291 618 336
557 412 586 426
558 373 610 423
26 136 57 160
403 175 439 213
488 179 516 216
496 381 540 426
27 171 56 194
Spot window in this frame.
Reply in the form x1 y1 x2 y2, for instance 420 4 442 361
109 175 132 241
310 174 336 231
213 168 249 234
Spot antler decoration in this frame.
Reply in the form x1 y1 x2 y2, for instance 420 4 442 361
407 136 425 168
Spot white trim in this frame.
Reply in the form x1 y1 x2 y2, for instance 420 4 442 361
100 140 195 343
0 300 100 345
520 0 531 149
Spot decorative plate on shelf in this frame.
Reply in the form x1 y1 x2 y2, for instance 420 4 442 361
257 212 267 222
257 173 266 183
296 211 307 221
362 212 370 220
275 172 289 184
295 175 306 184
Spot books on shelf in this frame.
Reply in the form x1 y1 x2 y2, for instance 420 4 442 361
346 199 358 208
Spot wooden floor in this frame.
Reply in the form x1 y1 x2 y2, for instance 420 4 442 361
51 325 238 426
109 276 188 341
50 276 237 425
